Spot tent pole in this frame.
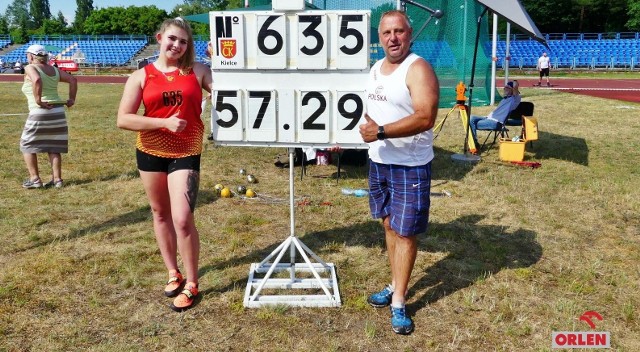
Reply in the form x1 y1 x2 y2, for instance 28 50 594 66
491 13 498 105
467 6 489 123
505 22 511 85
452 6 488 163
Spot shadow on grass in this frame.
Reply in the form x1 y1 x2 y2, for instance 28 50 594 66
63 169 141 187
5 190 218 254
529 131 588 166
198 213 542 315
407 214 542 313
432 146 479 181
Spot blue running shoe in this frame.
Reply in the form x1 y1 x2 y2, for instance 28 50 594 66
390 305 414 335
367 285 394 308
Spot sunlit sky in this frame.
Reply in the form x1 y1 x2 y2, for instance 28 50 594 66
0 0 185 22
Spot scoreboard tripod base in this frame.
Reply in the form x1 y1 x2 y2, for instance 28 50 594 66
243 236 341 308
242 149 341 308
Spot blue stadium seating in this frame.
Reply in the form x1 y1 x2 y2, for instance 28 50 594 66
411 40 457 68
0 37 147 66
143 40 212 65
2 32 638 70
486 36 640 69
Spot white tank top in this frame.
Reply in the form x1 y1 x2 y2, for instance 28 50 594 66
366 53 434 166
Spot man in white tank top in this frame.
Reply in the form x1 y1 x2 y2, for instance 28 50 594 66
536 52 551 86
360 10 439 335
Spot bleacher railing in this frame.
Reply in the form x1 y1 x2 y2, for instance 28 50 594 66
491 31 640 70
500 32 640 41
29 34 148 42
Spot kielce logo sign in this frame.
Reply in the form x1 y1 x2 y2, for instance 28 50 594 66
552 311 611 349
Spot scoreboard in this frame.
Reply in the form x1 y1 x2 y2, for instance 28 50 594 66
209 9 371 149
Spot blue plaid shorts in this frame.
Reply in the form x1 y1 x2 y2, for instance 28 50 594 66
368 161 432 237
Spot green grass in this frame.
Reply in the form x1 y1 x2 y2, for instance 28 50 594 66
0 80 639 351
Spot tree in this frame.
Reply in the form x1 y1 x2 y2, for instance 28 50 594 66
628 0 640 30
521 0 631 33
40 18 68 35
30 0 52 28
4 0 30 28
36 11 69 35
55 11 67 27
574 0 595 32
10 14 29 43
0 16 9 34
74 0 94 33
226 0 244 9
170 3 208 17
82 6 167 35
183 0 228 9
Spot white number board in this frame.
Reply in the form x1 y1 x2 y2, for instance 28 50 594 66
209 9 370 149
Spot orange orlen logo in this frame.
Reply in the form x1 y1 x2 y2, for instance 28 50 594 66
220 39 237 59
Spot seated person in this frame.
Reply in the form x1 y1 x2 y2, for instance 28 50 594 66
470 80 521 145
13 61 25 74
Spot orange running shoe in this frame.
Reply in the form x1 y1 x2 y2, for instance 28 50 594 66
164 271 185 297
170 282 198 312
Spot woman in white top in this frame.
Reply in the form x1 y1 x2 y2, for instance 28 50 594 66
20 44 77 188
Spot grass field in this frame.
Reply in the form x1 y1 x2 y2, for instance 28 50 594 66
0 81 638 351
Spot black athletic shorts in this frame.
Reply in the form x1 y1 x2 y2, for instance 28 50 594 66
136 149 201 174
539 68 550 77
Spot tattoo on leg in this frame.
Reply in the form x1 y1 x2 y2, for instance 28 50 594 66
185 171 200 213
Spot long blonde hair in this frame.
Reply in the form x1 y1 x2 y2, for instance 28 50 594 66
157 17 195 71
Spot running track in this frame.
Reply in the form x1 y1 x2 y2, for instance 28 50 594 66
1 74 639 103
501 77 640 103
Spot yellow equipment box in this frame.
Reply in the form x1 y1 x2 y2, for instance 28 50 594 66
523 116 538 141
499 138 525 162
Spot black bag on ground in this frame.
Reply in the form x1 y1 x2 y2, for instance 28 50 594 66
339 149 368 166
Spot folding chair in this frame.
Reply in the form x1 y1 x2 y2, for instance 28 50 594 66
478 102 534 152
505 102 535 129
478 121 509 151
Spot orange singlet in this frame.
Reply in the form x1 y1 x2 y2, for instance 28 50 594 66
137 64 204 158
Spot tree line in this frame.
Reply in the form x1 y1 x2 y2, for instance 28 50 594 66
2 0 640 44
0 0 243 42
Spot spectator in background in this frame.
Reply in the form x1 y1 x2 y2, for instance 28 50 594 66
536 52 551 86
117 17 213 313
20 44 77 189
469 80 521 146
14 60 24 74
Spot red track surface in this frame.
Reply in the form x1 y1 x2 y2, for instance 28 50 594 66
0 73 128 84
1 74 638 103
502 78 640 103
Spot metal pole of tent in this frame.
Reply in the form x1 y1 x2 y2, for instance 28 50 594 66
505 22 511 85
491 13 498 105
451 5 488 163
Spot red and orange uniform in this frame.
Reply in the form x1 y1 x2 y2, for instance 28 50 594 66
137 64 204 158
